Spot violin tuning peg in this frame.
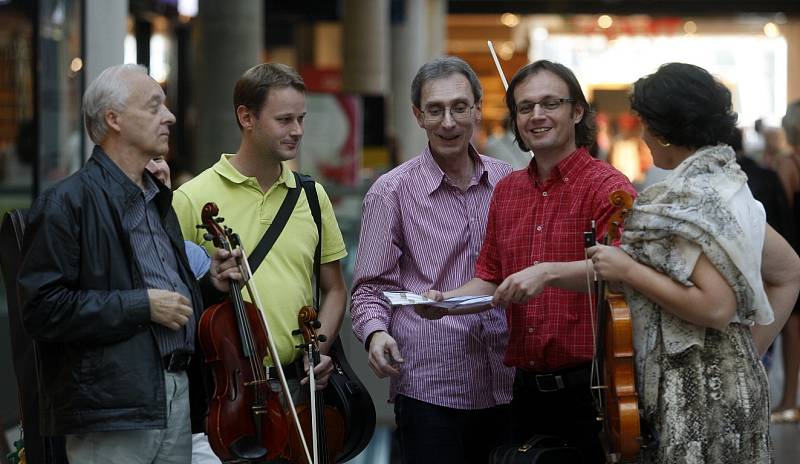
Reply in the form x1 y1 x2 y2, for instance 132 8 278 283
203 233 214 241
318 334 327 343
215 217 225 223
311 320 321 329
195 224 205 229
291 329 301 335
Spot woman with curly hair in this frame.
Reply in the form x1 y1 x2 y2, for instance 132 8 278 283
588 62 800 463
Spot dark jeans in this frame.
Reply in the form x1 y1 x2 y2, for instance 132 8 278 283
511 368 604 464
394 395 512 464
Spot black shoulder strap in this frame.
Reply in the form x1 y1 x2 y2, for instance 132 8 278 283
298 173 322 310
246 173 303 273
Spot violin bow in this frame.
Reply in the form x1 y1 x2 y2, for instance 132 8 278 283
487 40 509 90
237 248 314 464
487 40 534 160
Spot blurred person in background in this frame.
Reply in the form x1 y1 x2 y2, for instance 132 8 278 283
350 56 514 464
759 122 789 170
588 63 800 462
483 116 532 170
767 100 800 423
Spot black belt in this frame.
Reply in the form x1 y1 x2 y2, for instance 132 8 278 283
516 364 592 393
162 351 192 372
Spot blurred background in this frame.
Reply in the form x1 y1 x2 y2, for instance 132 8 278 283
1 0 800 462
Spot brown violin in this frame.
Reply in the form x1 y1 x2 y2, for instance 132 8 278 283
197 203 312 463
292 306 345 463
588 190 643 463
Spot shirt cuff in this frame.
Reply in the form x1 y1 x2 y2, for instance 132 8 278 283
360 319 388 351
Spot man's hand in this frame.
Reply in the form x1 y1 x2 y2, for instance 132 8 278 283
300 353 335 390
209 248 243 292
367 331 403 378
414 290 448 320
494 265 548 306
148 289 193 330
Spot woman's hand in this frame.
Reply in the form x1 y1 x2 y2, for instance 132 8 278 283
586 244 634 283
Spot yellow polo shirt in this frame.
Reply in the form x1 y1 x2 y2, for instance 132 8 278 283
173 154 347 364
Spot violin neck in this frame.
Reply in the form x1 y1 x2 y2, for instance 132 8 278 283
307 343 329 463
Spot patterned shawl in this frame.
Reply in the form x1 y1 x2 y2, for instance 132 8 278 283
620 144 773 408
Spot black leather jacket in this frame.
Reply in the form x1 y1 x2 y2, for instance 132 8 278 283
18 146 208 435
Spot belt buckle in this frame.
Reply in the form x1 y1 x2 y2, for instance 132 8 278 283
166 352 191 372
534 374 564 392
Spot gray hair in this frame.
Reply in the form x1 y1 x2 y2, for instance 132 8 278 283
783 100 800 148
82 64 149 144
411 56 482 108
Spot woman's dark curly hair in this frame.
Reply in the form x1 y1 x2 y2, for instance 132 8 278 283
630 63 738 148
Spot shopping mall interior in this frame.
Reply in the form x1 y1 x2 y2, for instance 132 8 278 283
1 0 800 462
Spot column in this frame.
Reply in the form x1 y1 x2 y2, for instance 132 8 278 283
194 0 263 171
390 0 446 161
342 0 389 95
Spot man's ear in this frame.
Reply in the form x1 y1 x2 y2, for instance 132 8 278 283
237 105 254 130
474 100 482 124
412 104 425 129
105 109 121 133
573 103 585 125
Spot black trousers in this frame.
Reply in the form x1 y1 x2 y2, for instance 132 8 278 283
394 395 512 464
511 367 605 464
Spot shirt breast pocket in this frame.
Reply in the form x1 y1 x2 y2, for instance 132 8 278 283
549 217 592 261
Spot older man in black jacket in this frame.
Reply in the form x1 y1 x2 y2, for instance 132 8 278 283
17 64 240 463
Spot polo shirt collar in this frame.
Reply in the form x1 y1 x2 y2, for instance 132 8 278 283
420 143 489 195
527 146 591 185
213 154 296 189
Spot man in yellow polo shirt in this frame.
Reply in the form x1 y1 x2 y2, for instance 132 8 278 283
172 63 347 390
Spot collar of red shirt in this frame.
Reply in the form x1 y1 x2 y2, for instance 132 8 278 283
527 146 591 187
420 143 492 195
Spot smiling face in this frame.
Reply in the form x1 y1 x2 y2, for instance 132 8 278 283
413 73 481 160
513 70 583 162
245 86 306 163
113 72 175 157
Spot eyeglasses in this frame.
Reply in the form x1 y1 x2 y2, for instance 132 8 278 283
517 98 576 115
419 104 475 124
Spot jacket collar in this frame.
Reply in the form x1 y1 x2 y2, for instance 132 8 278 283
88 145 173 216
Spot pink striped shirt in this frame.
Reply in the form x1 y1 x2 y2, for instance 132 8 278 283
350 144 515 409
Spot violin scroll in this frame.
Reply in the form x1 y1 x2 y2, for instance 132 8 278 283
606 190 633 242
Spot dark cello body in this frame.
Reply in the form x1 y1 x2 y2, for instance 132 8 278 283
593 191 643 463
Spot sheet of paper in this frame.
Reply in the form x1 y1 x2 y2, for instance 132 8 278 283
382 291 493 309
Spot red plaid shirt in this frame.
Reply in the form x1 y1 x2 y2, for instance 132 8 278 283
475 148 636 372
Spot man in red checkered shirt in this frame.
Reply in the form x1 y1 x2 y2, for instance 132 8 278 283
421 60 636 462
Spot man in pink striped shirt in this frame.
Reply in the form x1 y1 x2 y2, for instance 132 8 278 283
350 56 515 464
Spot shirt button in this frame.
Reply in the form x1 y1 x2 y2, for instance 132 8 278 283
564 177 569 183
529 360 535 367
536 225 542 231
542 191 548 197
528 327 534 333
533 260 539 265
